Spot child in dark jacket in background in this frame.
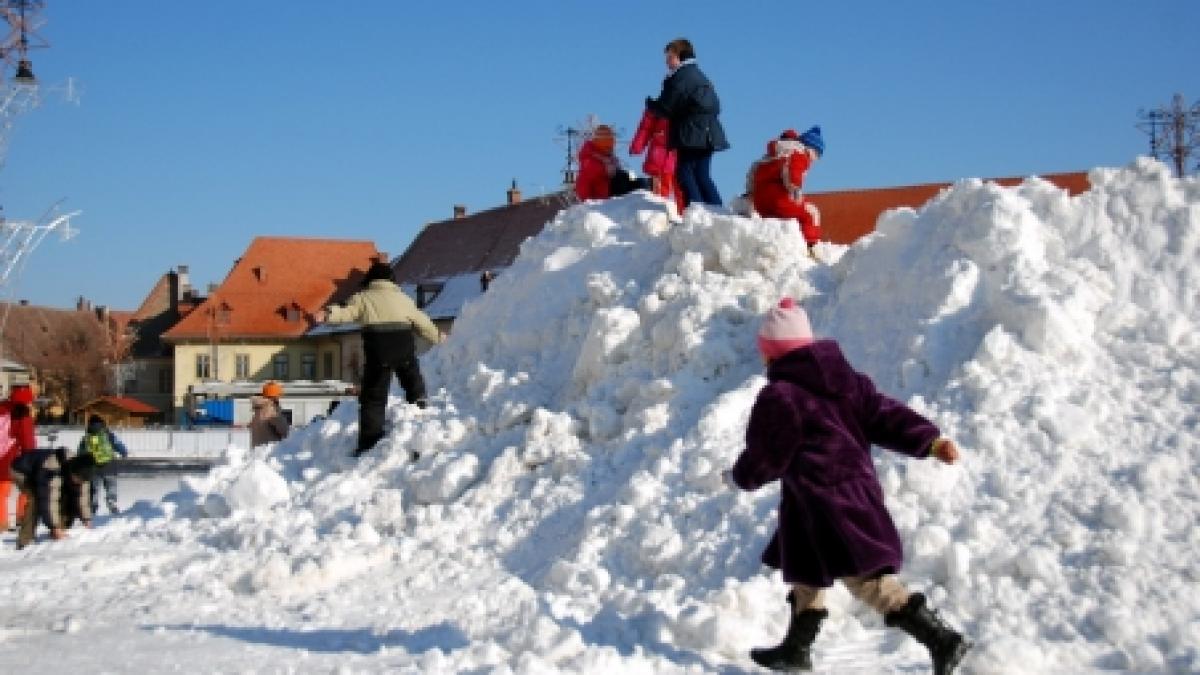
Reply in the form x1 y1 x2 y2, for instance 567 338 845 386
726 298 970 674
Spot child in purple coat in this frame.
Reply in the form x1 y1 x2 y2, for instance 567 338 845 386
726 298 970 674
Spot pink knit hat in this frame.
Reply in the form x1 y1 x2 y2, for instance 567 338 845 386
757 297 814 361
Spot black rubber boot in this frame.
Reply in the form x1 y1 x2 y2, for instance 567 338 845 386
750 592 827 671
884 593 970 675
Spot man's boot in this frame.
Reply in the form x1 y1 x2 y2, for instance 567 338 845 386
750 593 827 671
884 593 970 675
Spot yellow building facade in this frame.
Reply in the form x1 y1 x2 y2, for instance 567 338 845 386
171 336 361 409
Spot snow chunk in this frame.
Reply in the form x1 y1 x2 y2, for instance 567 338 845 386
221 459 289 513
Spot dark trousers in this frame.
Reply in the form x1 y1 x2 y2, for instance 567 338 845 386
12 476 36 549
357 329 426 453
676 149 722 207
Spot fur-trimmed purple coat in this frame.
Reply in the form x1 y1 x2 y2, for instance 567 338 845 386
731 340 939 587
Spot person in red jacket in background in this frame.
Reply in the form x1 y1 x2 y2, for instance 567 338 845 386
575 124 621 201
0 384 37 531
747 126 825 256
629 101 684 213
576 124 651 202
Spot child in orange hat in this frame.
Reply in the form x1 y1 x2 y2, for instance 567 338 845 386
249 381 289 447
576 125 621 201
576 124 649 201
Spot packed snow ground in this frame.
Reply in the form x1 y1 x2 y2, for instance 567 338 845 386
2 158 1197 673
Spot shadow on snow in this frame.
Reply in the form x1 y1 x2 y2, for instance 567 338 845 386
146 621 470 655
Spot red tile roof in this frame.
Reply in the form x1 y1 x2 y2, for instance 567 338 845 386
79 395 159 414
393 174 1090 288
811 171 1090 244
128 271 182 359
163 237 382 340
131 272 174 321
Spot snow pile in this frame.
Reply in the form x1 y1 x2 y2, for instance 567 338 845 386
1 158 1197 674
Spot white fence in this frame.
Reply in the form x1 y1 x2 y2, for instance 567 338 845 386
39 428 250 459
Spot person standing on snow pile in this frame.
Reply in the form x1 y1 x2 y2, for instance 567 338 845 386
10 447 94 550
249 381 290 448
575 124 648 202
724 298 970 674
629 99 685 213
313 261 444 457
0 384 37 531
649 37 729 208
746 127 825 258
77 414 129 516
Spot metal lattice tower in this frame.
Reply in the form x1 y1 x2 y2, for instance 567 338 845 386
0 0 77 173
1137 93 1200 177
0 0 79 354
0 0 77 248
0 1 47 73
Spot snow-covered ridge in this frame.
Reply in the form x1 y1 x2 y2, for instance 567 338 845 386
3 159 1197 674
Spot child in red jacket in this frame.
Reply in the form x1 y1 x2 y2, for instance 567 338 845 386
629 101 684 212
747 126 824 254
575 125 621 201
0 384 37 530
576 124 648 202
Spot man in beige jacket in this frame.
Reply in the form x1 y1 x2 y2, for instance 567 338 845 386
314 262 443 456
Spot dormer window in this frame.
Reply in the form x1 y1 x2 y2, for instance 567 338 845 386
283 302 303 322
416 283 443 309
213 302 232 326
253 265 268 283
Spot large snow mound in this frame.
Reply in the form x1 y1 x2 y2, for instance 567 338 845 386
2 158 1197 674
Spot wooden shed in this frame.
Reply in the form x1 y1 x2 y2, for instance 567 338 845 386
75 395 161 427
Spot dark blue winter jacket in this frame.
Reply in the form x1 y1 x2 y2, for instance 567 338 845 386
10 448 92 529
652 61 730 152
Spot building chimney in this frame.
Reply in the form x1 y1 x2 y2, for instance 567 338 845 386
18 299 28 306
453 204 467 219
207 282 219 294
177 265 191 299
507 179 522 205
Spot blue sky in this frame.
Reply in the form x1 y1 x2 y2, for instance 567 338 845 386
2 0 1197 310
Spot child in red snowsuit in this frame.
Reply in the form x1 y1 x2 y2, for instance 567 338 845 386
0 385 37 530
629 102 684 212
575 125 622 201
747 126 824 252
